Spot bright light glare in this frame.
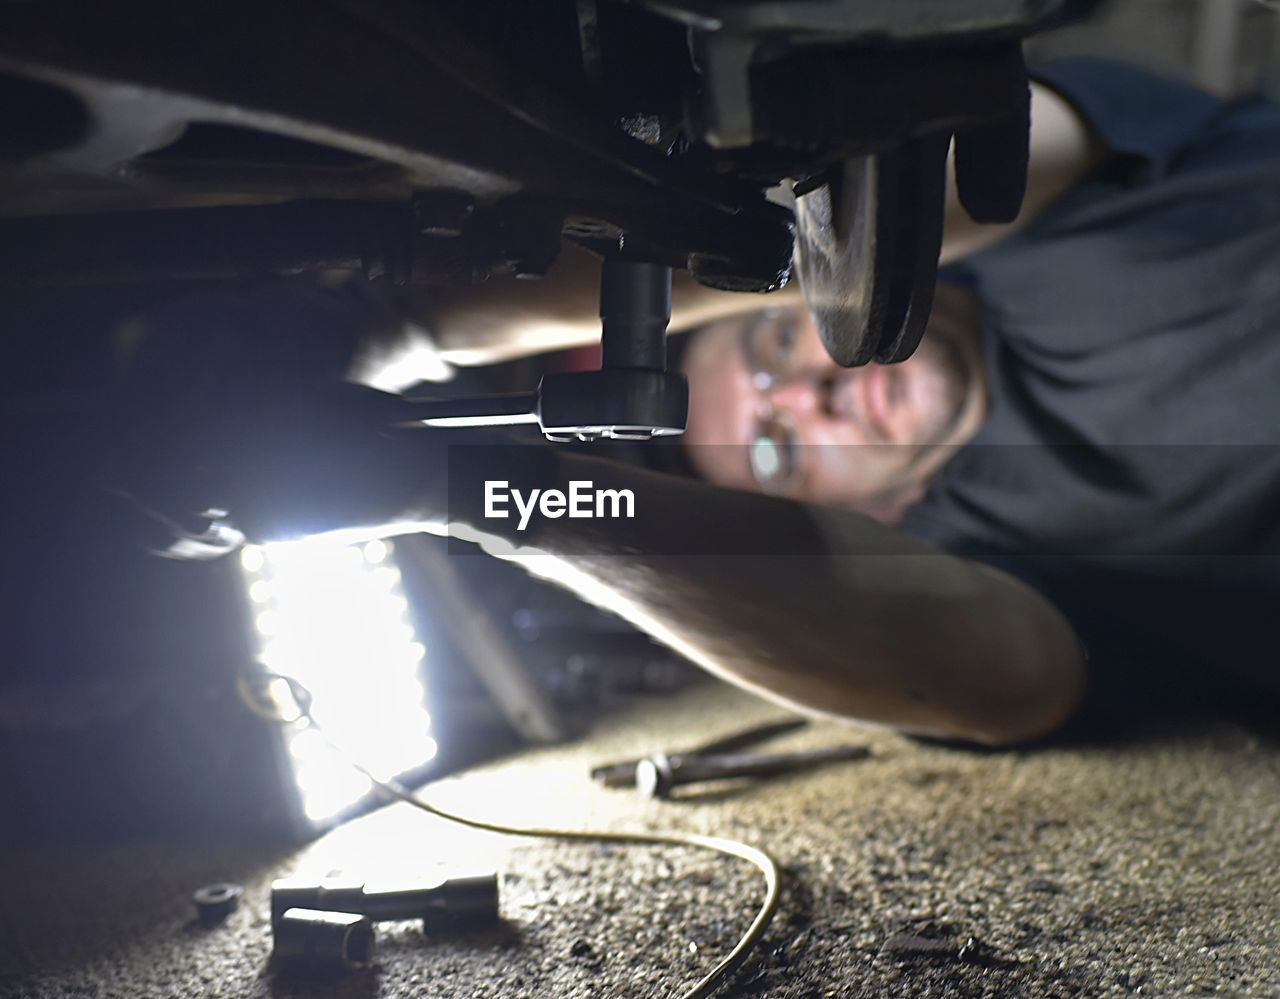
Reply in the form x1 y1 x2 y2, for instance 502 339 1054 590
241 536 437 823
364 334 455 392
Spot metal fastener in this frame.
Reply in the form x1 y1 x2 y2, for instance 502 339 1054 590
192 882 243 924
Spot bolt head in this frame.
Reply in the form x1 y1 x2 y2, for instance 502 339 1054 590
635 754 674 799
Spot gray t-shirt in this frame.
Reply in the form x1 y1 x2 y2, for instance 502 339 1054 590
901 60 1280 720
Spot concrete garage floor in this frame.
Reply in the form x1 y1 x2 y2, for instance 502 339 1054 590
4 683 1279 998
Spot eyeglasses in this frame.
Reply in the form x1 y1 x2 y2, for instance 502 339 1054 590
748 409 799 490
743 309 803 391
742 311 804 491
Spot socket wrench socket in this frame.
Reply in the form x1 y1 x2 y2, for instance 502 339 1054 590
273 908 375 970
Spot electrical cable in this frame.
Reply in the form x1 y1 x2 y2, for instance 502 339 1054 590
241 671 782 999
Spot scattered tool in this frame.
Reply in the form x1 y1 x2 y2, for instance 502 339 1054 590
269 873 497 973
271 871 500 933
404 259 687 442
273 908 375 970
637 745 871 799
590 718 810 789
591 718 871 797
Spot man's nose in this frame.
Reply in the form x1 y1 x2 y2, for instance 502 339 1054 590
766 379 823 419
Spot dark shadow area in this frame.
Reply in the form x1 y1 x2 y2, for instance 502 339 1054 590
266 959 380 999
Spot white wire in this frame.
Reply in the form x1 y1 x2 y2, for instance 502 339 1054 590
248 672 782 999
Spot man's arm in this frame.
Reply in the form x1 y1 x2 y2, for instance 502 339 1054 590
444 452 1086 746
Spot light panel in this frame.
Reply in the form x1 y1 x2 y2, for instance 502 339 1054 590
240 537 437 823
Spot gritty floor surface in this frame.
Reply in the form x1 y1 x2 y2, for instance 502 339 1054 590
3 682 1279 999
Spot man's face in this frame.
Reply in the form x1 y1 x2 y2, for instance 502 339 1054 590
680 296 985 521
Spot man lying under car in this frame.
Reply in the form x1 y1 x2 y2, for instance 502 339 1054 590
132 59 1280 746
